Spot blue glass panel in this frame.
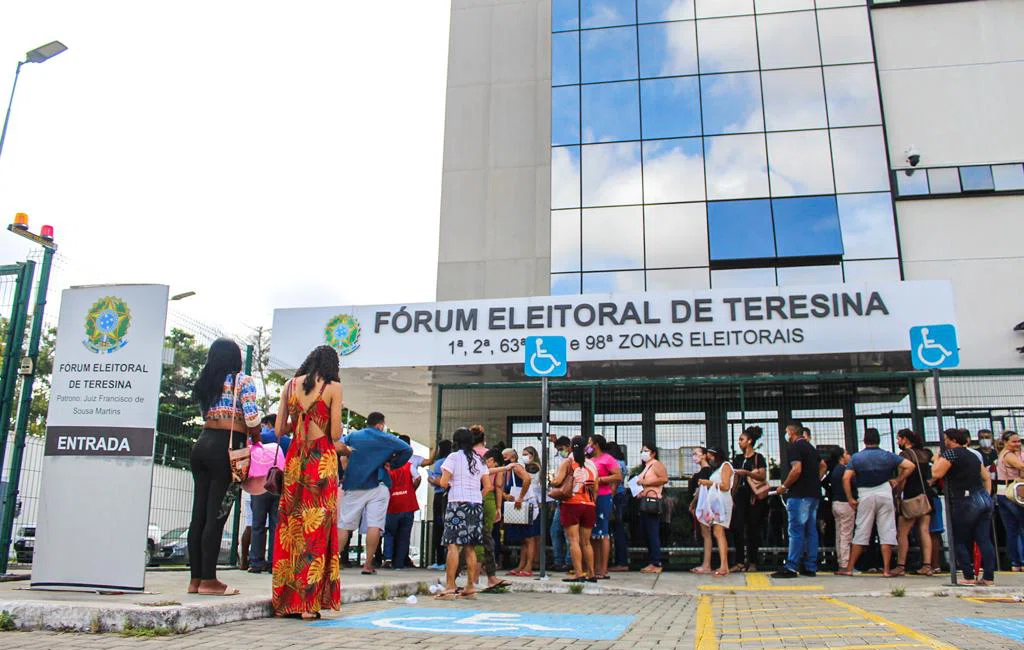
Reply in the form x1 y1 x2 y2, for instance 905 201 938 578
638 22 698 78
707 199 775 260
837 192 897 259
772 195 844 258
895 169 927 196
583 271 646 293
552 0 580 31
927 167 960 194
552 86 581 146
993 164 1024 191
960 165 995 191
551 273 582 296
582 142 643 206
642 138 706 203
552 146 582 209
638 0 696 22
552 32 580 86
582 0 637 28
581 27 638 83
582 82 640 143
700 72 762 135
640 77 700 139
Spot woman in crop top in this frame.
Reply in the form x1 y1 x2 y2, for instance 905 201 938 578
552 436 598 583
189 338 262 596
996 431 1024 571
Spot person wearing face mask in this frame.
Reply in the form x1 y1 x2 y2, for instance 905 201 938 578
688 447 714 574
548 437 573 571
977 429 998 468
501 448 538 576
608 443 631 572
730 426 767 573
996 430 1024 572
587 435 623 580
636 445 668 574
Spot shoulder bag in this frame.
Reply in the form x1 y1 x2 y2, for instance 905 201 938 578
636 465 662 515
899 453 932 519
745 454 770 502
227 374 252 483
1001 452 1024 505
548 461 579 501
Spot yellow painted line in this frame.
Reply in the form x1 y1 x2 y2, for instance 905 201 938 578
781 645 926 650
695 594 718 650
961 596 1022 604
720 623 881 633
721 631 905 643
699 585 823 591
744 572 770 588
821 597 959 650
716 615 863 622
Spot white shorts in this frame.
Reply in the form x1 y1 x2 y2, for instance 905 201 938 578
338 484 390 532
853 492 897 546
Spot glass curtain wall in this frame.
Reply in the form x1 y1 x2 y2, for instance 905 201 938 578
551 0 900 295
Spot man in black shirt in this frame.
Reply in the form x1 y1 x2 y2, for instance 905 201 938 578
773 422 827 579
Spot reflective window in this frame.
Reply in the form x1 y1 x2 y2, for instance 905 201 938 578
761 68 827 132
777 264 843 285
582 81 640 143
552 32 580 86
993 164 1024 191
772 195 844 258
927 168 961 194
700 72 763 135
697 17 759 74
551 209 582 272
705 133 770 200
647 268 711 291
641 77 701 139
696 0 754 18
583 271 646 293
711 267 777 289
837 193 898 259
817 7 873 65
829 127 890 193
823 64 881 127
552 146 582 209
552 86 580 146
895 170 928 196
581 0 637 28
644 203 710 268
553 0 580 31
707 199 775 260
583 206 646 271
582 27 638 83
960 165 995 192
767 130 835 197
756 11 821 70
638 21 698 78
643 138 706 203
842 259 901 283
638 0 696 22
756 0 814 12
551 273 582 295
581 142 643 206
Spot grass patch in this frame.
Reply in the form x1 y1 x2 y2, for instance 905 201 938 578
417 582 431 596
378 585 391 601
568 583 584 595
0 611 14 632
121 622 173 638
891 586 906 598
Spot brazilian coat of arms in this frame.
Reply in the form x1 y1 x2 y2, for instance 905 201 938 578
83 296 132 354
324 314 361 357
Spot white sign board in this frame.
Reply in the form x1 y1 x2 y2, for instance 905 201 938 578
32 284 168 592
271 281 956 370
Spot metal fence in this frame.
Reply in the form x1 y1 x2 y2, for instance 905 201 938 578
433 370 1024 569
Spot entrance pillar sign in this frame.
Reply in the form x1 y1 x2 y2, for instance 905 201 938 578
32 284 169 592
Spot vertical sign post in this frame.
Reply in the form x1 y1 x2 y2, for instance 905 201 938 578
525 336 567 579
910 324 959 586
32 284 169 592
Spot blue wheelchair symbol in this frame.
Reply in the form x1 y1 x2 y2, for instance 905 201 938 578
524 336 567 377
909 324 959 370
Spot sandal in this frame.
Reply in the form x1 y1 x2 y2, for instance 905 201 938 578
689 567 712 574
976 579 994 587
713 570 729 577
914 564 933 576
300 612 322 621
434 589 460 600
460 591 478 599
888 565 906 577
833 570 853 577
198 585 240 596
506 570 523 577
482 581 512 593
729 564 746 573
562 577 587 583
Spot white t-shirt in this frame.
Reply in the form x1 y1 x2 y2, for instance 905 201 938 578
410 454 424 478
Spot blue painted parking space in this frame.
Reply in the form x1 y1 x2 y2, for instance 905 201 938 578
950 617 1024 643
311 607 635 640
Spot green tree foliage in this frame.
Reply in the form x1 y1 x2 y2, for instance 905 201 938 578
246 325 287 416
159 328 209 425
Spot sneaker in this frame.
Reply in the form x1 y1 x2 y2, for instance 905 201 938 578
771 569 799 579
799 569 817 577
427 563 446 571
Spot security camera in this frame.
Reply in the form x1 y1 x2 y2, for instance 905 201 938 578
904 146 921 168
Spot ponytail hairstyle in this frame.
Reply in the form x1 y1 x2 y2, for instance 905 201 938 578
469 424 486 447
453 427 478 475
570 435 587 466
295 345 340 394
741 425 763 445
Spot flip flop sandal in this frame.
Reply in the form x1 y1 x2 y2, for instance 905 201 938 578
434 591 460 600
713 571 729 577
482 581 512 593
459 591 478 600
300 613 322 621
689 567 712 574
198 586 240 596
361 569 377 575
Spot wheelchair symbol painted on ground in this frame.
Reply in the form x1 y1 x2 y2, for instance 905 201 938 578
524 336 567 377
909 324 960 370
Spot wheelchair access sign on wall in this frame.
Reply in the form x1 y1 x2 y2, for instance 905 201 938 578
909 324 960 369
524 336 567 377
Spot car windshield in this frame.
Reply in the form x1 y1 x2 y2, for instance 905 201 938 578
163 527 188 541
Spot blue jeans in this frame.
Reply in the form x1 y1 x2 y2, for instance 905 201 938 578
384 511 415 569
551 504 570 566
642 513 661 567
612 492 630 566
784 497 819 573
997 495 1024 568
249 492 280 570
952 489 996 581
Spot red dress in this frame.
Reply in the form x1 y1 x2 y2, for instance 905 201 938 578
271 381 341 615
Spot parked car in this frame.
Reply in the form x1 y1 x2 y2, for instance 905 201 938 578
15 522 164 566
154 527 233 566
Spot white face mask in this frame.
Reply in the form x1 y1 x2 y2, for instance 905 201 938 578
980 438 993 449
523 454 533 464
641 451 652 463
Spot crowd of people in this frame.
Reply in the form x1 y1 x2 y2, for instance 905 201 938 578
186 338 1024 617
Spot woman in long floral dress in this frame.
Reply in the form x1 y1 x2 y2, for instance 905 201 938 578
272 346 349 619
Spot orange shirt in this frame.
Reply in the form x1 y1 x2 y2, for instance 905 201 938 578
563 459 597 506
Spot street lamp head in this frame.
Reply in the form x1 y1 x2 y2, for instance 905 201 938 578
25 41 67 64
170 291 196 301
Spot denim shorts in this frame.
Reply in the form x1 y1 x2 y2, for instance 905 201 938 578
592 494 613 539
929 496 945 534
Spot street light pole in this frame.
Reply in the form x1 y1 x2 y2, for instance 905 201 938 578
0 62 24 163
0 41 68 164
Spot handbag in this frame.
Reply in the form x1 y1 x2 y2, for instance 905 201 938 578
264 443 284 496
638 489 661 515
744 455 770 501
226 374 251 483
1004 481 1024 506
548 461 579 501
899 454 933 519
502 500 535 526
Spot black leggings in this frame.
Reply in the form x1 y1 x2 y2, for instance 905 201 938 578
188 428 242 580
731 492 767 567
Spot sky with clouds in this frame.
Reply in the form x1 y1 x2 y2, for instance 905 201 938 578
0 1 451 338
